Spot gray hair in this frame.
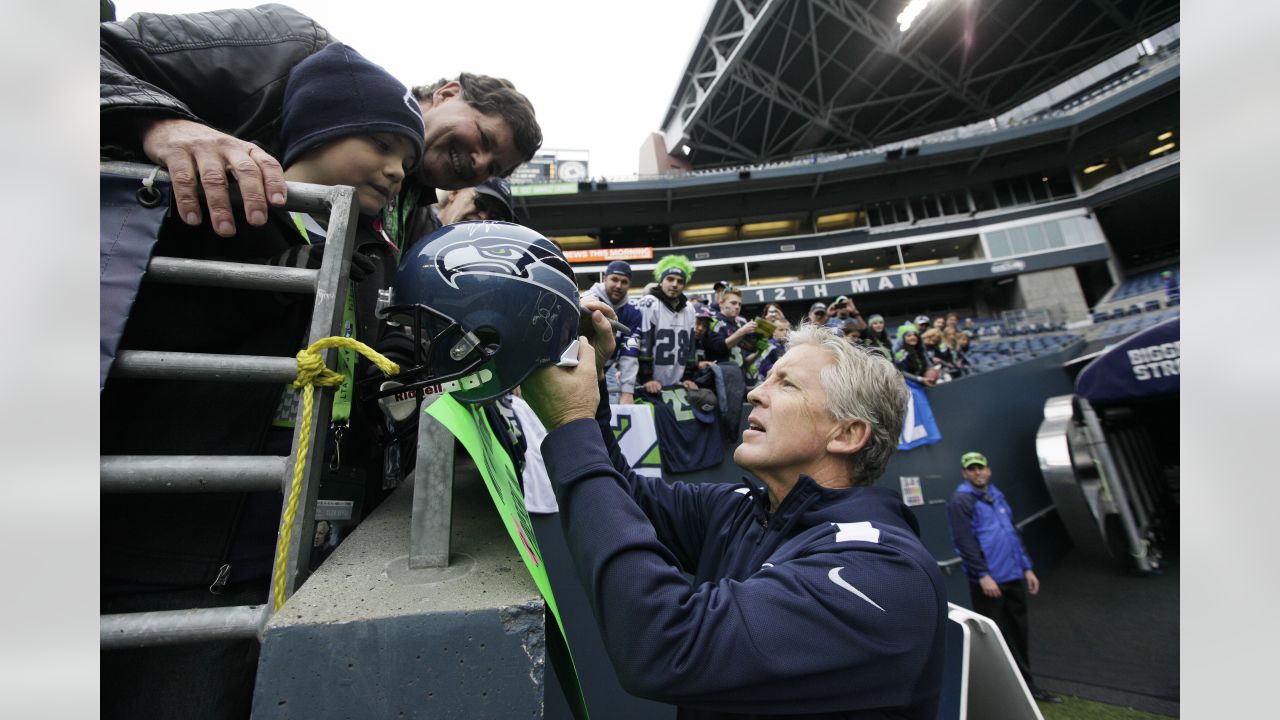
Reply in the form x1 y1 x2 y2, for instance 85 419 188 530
785 323 909 486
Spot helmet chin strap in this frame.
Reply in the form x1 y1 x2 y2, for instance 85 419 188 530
375 365 496 415
361 303 495 403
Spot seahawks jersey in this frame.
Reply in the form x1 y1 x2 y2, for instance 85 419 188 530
635 387 723 474
635 293 697 388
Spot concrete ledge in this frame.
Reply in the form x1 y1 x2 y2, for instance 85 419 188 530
253 454 549 718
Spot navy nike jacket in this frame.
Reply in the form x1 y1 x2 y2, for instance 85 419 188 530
540 383 947 719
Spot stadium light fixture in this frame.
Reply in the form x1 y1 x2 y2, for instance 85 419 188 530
1148 142 1176 157
894 259 944 269
677 226 736 244
897 0 935 32
1083 162 1108 175
1158 131 1174 141
549 235 600 249
741 220 801 239
680 226 735 239
826 268 876 278
816 211 861 232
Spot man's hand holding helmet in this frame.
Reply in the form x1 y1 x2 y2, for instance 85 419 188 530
522 336 601 432
522 297 617 431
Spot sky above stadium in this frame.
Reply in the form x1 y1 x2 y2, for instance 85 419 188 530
114 0 715 180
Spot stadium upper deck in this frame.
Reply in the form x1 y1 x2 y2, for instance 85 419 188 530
514 27 1178 229
522 45 1176 268
514 4 1179 333
660 0 1179 169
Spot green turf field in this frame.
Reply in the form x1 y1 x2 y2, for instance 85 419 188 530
1040 695 1174 719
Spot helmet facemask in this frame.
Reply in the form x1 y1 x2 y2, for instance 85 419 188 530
361 300 499 408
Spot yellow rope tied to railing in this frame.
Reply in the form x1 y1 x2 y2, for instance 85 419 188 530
271 336 400 611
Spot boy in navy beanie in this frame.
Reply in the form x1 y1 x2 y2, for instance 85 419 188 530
270 43 431 519
281 43 425 216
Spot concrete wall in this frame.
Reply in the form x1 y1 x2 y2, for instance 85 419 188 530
253 464 552 719
1014 266 1092 322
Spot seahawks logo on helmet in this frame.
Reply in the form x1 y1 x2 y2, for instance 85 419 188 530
433 234 575 297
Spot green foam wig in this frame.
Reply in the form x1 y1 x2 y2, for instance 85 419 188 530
653 254 695 283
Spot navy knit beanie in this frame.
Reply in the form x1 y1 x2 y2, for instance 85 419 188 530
281 43 425 169
604 260 632 278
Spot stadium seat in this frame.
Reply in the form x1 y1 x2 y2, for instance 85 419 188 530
1113 264 1181 305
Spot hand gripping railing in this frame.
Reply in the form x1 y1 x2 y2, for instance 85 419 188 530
99 161 360 647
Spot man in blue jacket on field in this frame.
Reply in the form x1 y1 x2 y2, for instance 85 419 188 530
946 451 1062 704
523 305 947 719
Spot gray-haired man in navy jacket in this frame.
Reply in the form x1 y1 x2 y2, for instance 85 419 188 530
523 307 947 720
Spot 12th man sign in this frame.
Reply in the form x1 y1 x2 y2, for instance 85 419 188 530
747 271 921 305
741 244 1107 304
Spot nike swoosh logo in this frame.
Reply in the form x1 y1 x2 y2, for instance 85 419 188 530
828 567 885 612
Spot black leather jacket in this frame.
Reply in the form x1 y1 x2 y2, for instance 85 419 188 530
100 3 332 159
101 3 435 249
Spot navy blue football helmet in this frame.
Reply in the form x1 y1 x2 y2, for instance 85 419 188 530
369 221 582 404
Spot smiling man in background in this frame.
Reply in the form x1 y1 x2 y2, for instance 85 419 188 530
582 260 644 403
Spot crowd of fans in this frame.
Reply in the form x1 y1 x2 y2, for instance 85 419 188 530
609 271 980 399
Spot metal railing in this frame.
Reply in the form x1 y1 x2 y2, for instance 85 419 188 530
409 396 456 569
100 161 360 648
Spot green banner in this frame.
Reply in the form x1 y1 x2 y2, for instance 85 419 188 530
511 182 579 197
425 394 589 719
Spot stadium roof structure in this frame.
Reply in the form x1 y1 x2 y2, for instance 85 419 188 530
661 0 1180 169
